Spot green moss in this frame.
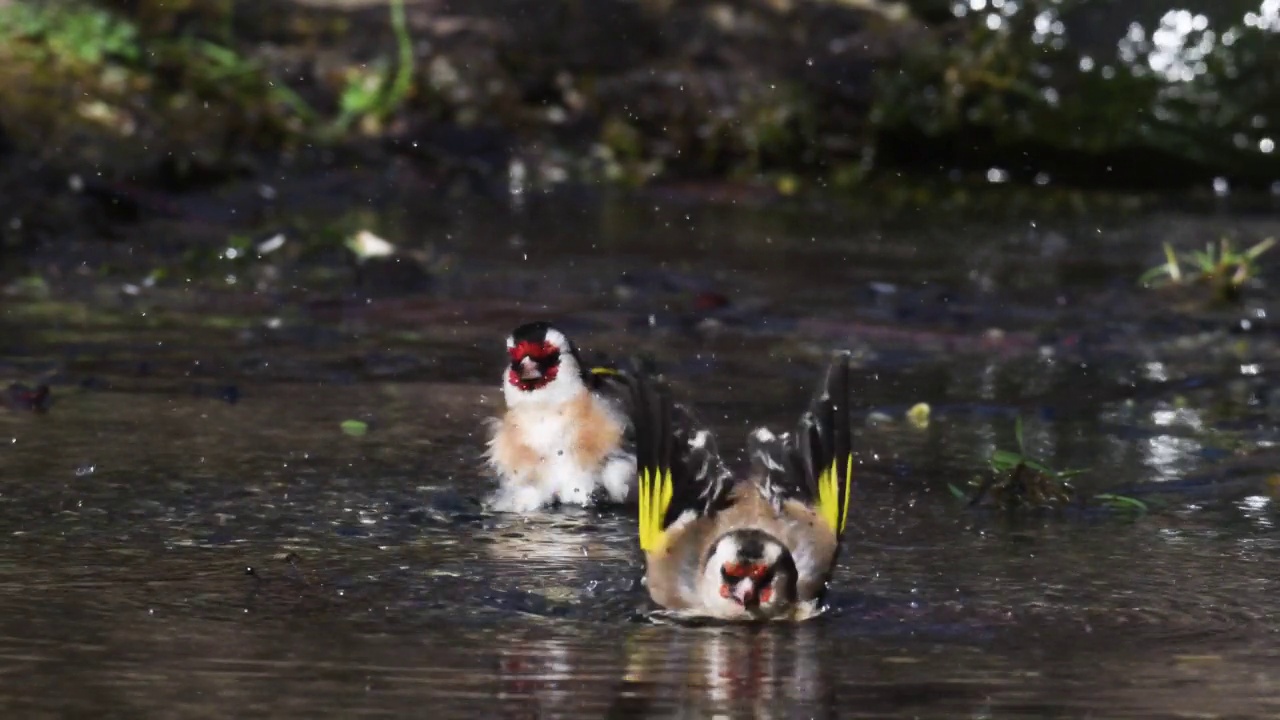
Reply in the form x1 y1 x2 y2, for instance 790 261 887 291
0 0 423 182
0 3 140 66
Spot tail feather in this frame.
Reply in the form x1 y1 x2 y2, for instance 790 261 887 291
746 352 855 537
821 351 853 534
793 352 855 535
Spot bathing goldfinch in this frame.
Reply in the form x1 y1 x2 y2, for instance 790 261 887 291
484 321 638 513
628 351 854 621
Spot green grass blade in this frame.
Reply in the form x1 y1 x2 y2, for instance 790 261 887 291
387 0 414 114
1020 458 1055 475
990 450 1023 470
1162 242 1182 283
1245 237 1276 261
1095 493 1148 513
1138 264 1172 286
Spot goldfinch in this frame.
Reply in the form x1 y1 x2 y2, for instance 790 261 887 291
484 321 638 513
628 351 854 622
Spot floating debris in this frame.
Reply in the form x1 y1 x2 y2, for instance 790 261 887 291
346 230 395 261
256 233 287 255
340 419 369 437
865 410 894 425
906 402 931 429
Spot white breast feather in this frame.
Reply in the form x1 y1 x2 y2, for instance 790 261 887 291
487 382 631 511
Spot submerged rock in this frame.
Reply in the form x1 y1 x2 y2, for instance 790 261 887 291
4 383 52 412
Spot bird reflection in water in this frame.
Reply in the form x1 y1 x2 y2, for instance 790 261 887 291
611 624 838 719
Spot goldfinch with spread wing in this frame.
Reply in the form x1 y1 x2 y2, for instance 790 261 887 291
629 352 854 622
485 321 638 513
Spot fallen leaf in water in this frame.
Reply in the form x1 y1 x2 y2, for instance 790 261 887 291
257 233 287 254
906 402 931 429
347 230 395 260
341 419 369 436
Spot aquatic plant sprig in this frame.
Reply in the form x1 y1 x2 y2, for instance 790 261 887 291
325 0 415 138
949 417 1148 515
0 0 417 152
1139 236 1276 304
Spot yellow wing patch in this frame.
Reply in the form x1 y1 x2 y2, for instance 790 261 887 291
638 467 673 552
817 454 854 534
590 367 620 376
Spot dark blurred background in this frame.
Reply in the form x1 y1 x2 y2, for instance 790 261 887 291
0 0 1275 230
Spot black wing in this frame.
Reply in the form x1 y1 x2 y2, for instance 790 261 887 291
748 351 854 536
583 357 657 475
582 348 661 407
624 372 734 552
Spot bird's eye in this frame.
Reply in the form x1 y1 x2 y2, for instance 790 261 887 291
509 341 558 361
722 562 770 581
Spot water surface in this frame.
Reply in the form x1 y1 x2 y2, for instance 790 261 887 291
3 194 1280 717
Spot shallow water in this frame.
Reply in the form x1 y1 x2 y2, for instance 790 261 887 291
4 194 1280 717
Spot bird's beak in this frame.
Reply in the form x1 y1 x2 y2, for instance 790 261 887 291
515 356 542 380
732 579 758 607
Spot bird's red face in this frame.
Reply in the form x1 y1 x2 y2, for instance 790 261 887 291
704 530 797 618
718 561 775 607
507 340 561 392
